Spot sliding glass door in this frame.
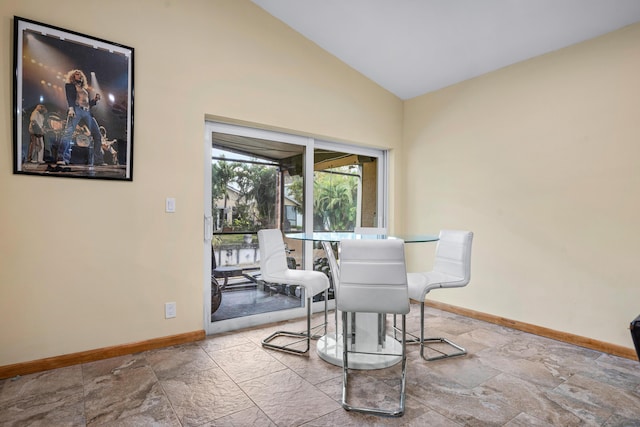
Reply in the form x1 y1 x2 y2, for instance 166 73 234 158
204 122 386 335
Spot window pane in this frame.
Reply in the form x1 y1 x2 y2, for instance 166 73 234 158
313 149 378 231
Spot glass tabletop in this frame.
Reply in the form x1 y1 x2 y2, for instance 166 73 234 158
285 232 439 243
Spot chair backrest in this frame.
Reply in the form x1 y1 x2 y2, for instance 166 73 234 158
337 239 409 315
433 230 473 286
354 226 388 236
321 241 340 297
257 229 289 280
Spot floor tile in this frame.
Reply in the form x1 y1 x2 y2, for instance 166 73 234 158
82 356 177 426
198 406 276 427
0 366 85 427
407 360 522 426
503 412 556 427
2 304 639 426
161 367 255 426
481 372 583 426
209 342 287 383
144 343 218 381
546 372 640 425
199 332 255 353
239 368 341 426
267 342 343 386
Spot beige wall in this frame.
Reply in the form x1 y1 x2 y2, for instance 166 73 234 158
2 0 637 367
403 23 640 348
0 0 402 365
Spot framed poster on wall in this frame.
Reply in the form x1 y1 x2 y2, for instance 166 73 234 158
13 16 134 180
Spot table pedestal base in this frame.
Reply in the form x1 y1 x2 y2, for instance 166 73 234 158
316 333 403 370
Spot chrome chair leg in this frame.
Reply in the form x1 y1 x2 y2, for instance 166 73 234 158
342 311 407 417
394 303 467 361
262 289 328 355
313 288 328 339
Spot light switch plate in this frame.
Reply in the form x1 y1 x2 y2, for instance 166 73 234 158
165 197 176 213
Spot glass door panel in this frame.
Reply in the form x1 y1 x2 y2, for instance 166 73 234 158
313 149 380 231
211 134 306 322
310 148 382 305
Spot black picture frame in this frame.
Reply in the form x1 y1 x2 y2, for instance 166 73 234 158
13 17 134 180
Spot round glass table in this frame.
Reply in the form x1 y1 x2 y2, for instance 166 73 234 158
286 231 439 369
285 232 439 243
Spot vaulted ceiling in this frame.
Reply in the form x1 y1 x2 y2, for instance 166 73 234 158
252 0 640 99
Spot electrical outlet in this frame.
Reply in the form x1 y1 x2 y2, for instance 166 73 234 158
165 302 176 319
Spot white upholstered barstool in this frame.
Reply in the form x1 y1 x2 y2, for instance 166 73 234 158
353 226 389 341
321 241 340 333
338 238 410 417
403 229 473 361
258 229 329 355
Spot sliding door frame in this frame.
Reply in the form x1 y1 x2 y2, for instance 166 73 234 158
204 120 387 335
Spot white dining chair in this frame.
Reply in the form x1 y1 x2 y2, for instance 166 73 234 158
321 241 340 333
353 226 389 340
258 229 330 355
338 238 410 417
402 229 473 361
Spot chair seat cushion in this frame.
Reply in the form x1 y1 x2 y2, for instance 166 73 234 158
407 271 466 301
262 269 330 297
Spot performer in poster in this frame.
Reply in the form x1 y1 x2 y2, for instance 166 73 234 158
99 126 119 165
56 69 105 166
27 104 48 163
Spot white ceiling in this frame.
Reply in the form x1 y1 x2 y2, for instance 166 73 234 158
252 0 640 100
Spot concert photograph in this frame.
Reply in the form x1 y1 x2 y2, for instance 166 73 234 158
13 17 134 180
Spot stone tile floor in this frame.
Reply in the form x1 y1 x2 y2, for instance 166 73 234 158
1 304 640 426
